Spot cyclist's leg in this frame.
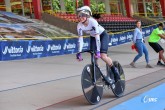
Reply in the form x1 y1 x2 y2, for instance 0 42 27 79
99 31 112 66
100 31 120 80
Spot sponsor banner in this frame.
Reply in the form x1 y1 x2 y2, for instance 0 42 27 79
46 40 64 56
26 40 46 58
82 38 90 51
63 38 77 54
1 41 28 60
0 24 160 61
110 34 119 46
0 38 90 61
143 27 151 37
118 33 127 44
109 31 133 46
126 31 133 42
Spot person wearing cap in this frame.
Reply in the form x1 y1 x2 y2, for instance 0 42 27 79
76 6 120 82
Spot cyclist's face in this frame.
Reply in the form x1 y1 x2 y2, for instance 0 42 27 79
78 13 87 23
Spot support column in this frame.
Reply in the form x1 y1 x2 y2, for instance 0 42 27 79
124 0 131 17
32 0 41 19
21 0 25 16
76 0 78 8
160 0 165 17
119 0 125 16
83 0 90 6
104 0 110 14
60 0 65 12
143 0 147 17
4 0 11 12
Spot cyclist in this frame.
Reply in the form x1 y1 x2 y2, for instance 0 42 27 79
76 6 120 83
148 23 165 66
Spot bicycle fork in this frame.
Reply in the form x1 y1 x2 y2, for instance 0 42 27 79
91 53 97 85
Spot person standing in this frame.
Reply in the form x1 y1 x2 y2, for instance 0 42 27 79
148 23 165 66
130 20 152 68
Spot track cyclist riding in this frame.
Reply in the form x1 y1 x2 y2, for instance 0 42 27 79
75 6 125 104
76 6 120 84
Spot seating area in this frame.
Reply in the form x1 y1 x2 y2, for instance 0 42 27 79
54 13 79 22
47 11 152 33
99 21 135 33
98 14 136 22
98 20 151 33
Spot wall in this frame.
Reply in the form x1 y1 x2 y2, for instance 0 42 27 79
42 13 77 35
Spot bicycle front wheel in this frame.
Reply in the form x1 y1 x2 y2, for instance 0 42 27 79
81 64 104 105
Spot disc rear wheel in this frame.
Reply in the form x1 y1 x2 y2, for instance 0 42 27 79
106 61 125 97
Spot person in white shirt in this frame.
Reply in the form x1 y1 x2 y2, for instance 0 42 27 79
76 6 120 83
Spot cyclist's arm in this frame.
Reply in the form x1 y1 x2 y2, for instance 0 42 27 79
94 34 101 52
77 24 84 52
92 20 101 52
78 36 83 52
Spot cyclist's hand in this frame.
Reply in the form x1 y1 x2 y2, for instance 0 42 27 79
95 51 101 59
76 53 83 61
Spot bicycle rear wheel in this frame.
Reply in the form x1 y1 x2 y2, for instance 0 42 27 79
106 61 125 97
81 64 104 105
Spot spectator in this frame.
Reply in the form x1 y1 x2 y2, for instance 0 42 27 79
148 23 165 66
130 20 153 68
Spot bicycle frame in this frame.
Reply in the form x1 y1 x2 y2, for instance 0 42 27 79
79 50 108 84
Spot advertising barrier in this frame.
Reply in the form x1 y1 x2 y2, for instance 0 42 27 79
0 38 90 61
0 24 159 61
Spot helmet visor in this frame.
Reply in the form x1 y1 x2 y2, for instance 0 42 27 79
77 12 87 18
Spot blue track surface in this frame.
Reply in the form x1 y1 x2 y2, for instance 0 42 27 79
110 83 165 110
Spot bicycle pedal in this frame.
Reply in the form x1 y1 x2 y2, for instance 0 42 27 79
105 78 115 86
111 83 116 89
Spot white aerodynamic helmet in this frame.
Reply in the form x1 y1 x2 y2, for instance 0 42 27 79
77 6 92 16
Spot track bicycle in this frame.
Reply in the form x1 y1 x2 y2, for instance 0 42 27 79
79 50 125 105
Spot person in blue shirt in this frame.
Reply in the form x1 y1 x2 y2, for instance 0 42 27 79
130 20 152 68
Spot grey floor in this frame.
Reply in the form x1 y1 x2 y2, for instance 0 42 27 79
0 39 165 110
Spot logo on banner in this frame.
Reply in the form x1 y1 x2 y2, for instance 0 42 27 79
26 45 44 54
46 44 62 54
63 43 76 50
142 31 145 36
111 37 118 44
146 29 151 35
127 34 133 40
2 46 23 55
119 35 126 42
46 44 61 51
83 42 89 49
